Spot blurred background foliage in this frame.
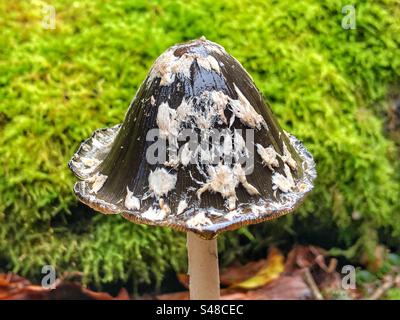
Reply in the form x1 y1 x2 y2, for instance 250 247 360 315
0 0 399 291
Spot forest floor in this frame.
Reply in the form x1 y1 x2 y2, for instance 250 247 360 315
1 245 399 300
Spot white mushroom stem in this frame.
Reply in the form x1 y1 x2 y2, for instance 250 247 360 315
187 232 220 300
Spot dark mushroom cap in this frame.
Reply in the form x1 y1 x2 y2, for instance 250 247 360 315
69 38 316 239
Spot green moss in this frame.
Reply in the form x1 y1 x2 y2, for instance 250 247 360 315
385 288 400 300
0 0 399 287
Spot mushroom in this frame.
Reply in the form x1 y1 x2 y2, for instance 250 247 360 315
69 37 316 300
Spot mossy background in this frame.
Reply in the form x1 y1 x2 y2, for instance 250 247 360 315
0 0 399 291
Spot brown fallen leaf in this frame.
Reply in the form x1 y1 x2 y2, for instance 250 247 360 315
0 273 129 300
0 274 30 297
156 291 190 300
285 245 327 273
220 259 267 286
177 273 189 289
284 245 348 299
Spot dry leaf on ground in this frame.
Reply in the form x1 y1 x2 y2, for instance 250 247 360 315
220 259 267 286
230 247 285 290
0 273 129 300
